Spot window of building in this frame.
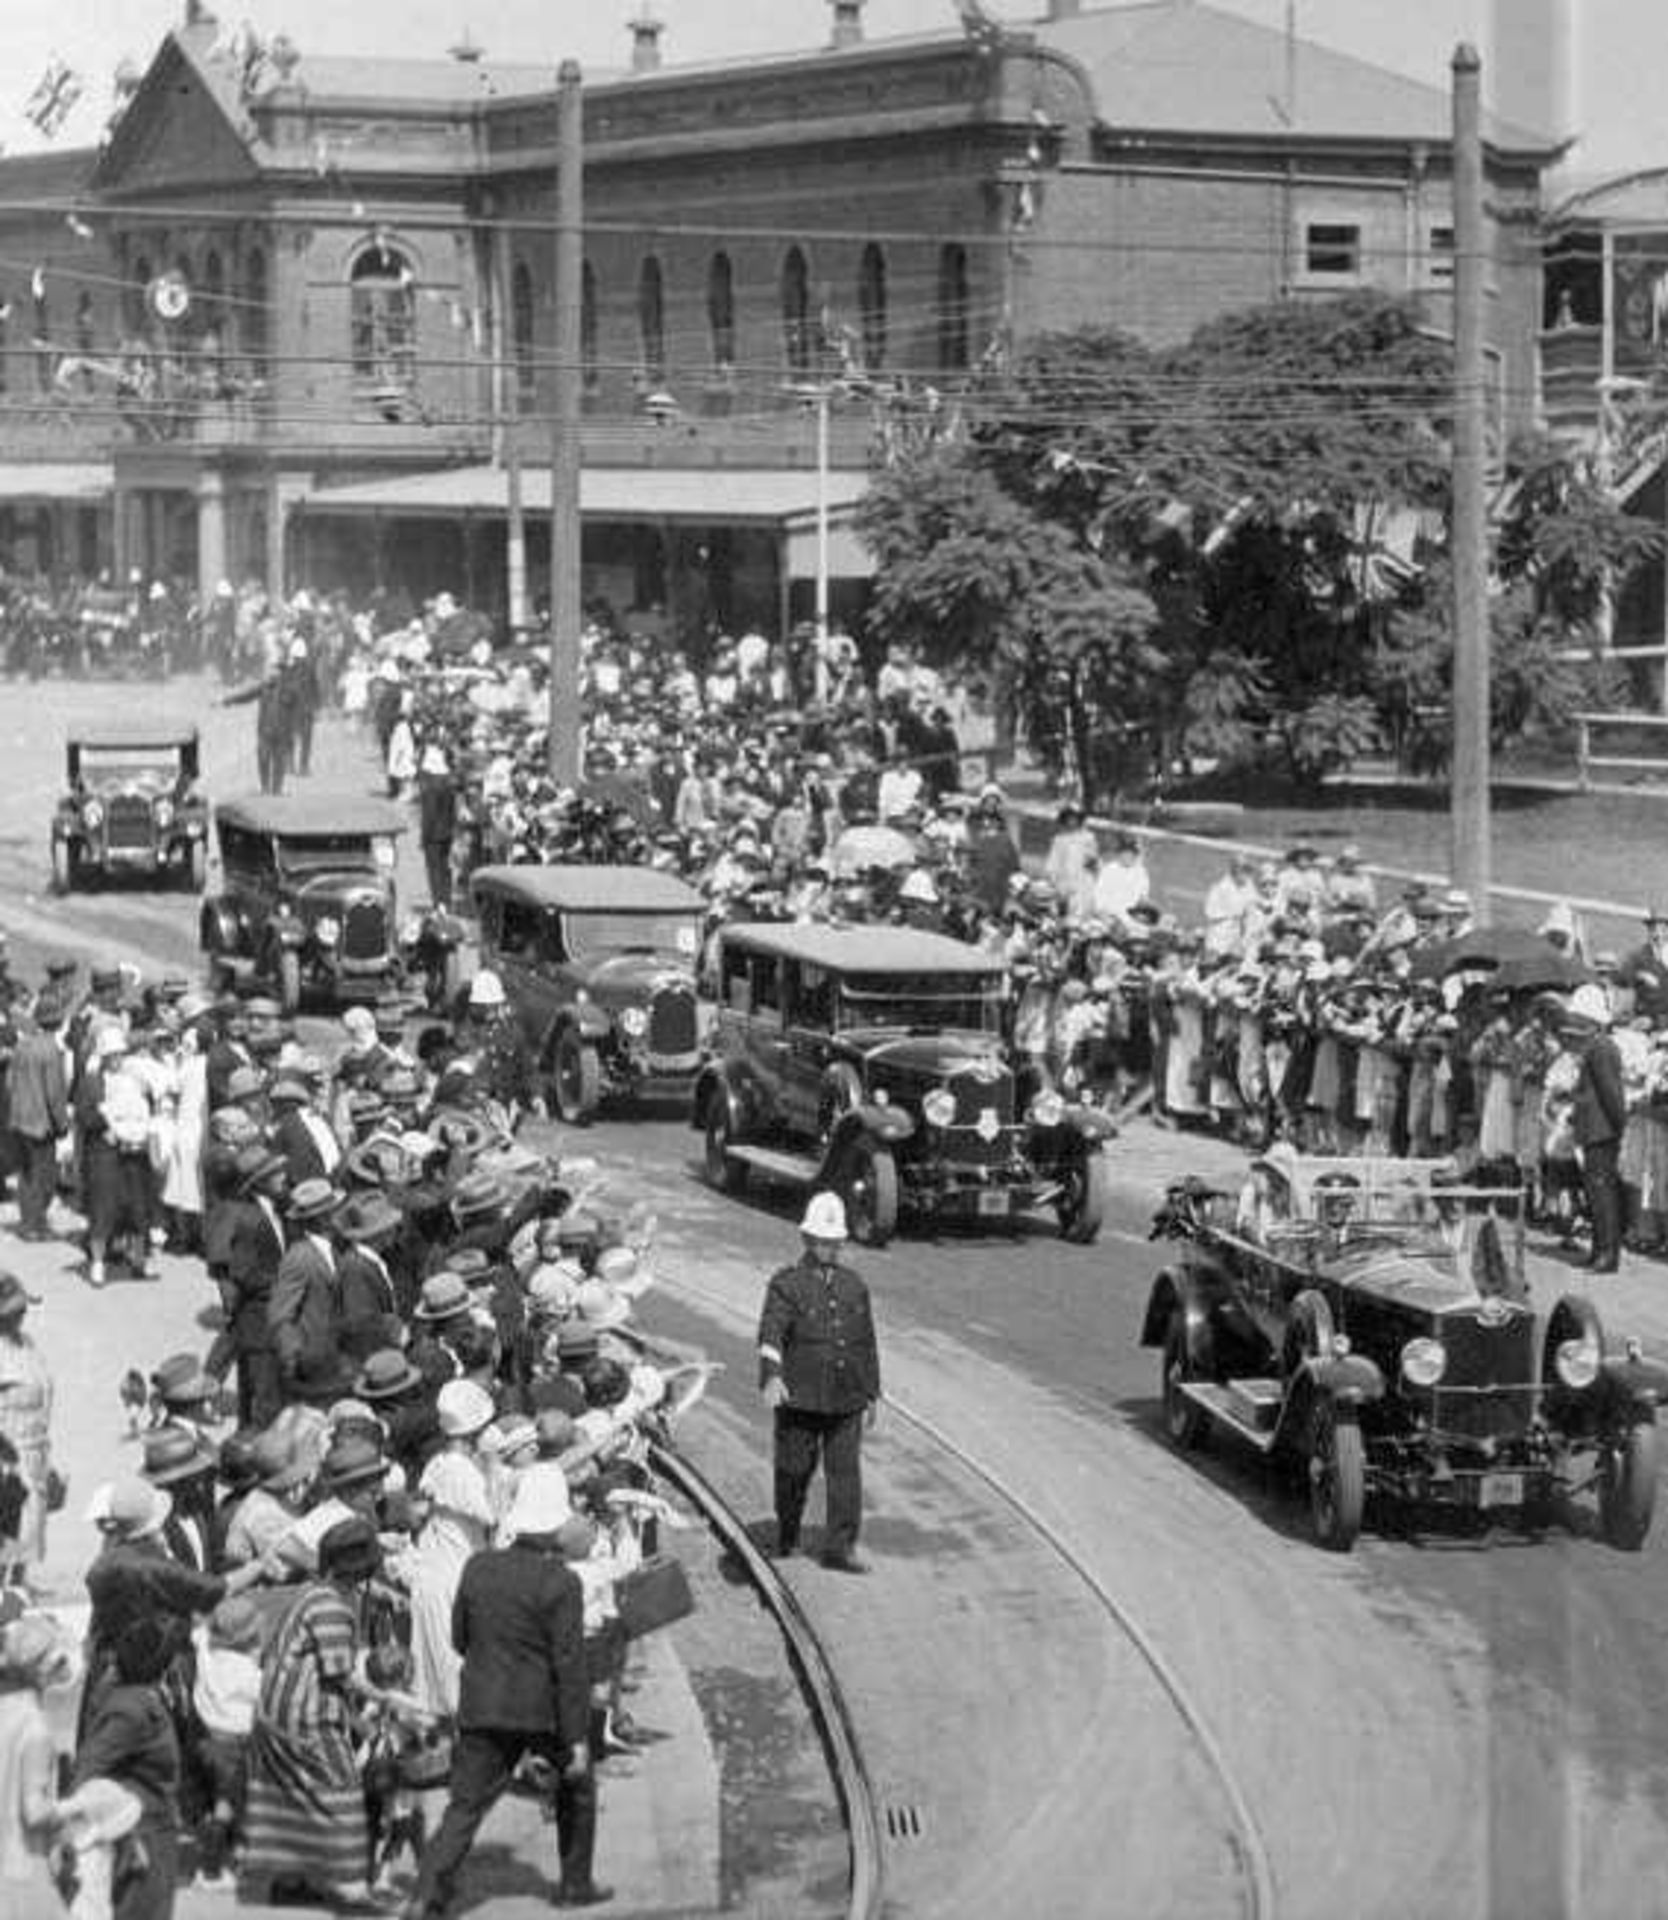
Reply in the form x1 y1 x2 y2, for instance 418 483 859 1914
782 246 811 374
1304 223 1361 277
858 242 887 371
244 248 269 381
350 239 416 389
1426 225 1455 286
582 261 598 391
638 255 665 380
707 252 735 371
512 259 535 407
937 243 970 372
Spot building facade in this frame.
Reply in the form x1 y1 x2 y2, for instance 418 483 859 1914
0 0 1563 640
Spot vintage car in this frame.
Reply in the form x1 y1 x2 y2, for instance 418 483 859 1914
200 795 407 1012
470 863 707 1123
51 725 208 891
693 921 1115 1246
1142 1149 1668 1552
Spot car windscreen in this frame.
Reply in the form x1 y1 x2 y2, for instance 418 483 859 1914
76 749 178 787
275 835 392 877
836 972 1005 1034
564 910 699 960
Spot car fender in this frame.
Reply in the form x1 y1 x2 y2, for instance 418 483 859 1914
1304 1353 1386 1407
1140 1262 1224 1357
565 1002 613 1044
828 1106 915 1158
1599 1353 1668 1416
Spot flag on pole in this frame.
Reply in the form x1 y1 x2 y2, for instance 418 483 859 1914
25 59 83 138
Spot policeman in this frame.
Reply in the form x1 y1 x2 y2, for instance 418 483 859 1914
756 1192 881 1573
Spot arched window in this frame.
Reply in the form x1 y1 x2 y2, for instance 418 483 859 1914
858 243 887 372
937 244 970 372
707 252 735 371
512 260 535 406
637 256 665 380
581 262 598 391
244 248 268 380
781 246 810 374
350 238 416 388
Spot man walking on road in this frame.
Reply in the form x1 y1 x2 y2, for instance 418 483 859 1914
758 1192 882 1573
405 1472 607 1915
1569 984 1628 1273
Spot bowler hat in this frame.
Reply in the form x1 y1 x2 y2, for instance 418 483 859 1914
318 1433 388 1491
286 1177 340 1223
356 1348 424 1400
140 1427 218 1487
335 1193 402 1245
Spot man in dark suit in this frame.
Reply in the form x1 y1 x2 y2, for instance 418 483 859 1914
204 1000 255 1112
1569 985 1628 1273
757 1190 882 1573
208 1147 288 1428
267 1176 342 1400
406 1472 606 1915
269 1077 342 1184
334 1191 403 1358
8 996 69 1239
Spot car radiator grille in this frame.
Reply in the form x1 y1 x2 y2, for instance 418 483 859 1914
341 901 386 960
104 797 154 849
1429 1312 1538 1443
648 987 698 1056
939 1068 1015 1167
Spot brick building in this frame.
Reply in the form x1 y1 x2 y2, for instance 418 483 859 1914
0 0 1563 641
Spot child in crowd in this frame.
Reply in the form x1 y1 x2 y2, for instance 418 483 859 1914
190 1594 263 1889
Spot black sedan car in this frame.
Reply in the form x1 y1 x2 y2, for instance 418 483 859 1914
1142 1147 1668 1551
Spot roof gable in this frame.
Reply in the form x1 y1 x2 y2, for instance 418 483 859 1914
1035 1 1557 153
93 31 262 195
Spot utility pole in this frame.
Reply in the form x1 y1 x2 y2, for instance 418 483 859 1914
549 59 583 785
1450 43 1490 921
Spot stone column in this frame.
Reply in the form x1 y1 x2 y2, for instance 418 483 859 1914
197 468 227 607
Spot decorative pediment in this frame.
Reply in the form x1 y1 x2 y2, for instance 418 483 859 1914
92 34 261 196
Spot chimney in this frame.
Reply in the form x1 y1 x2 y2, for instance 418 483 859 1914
629 8 664 73
829 0 864 50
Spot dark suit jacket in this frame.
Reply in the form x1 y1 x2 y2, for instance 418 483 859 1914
757 1253 881 1415
273 1108 335 1185
1573 1031 1628 1148
268 1235 340 1375
221 1200 285 1355
337 1246 398 1356
451 1541 589 1745
9 1028 68 1140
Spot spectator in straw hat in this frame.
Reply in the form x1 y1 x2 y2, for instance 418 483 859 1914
268 1177 343 1402
406 1382 496 1722
757 1192 882 1574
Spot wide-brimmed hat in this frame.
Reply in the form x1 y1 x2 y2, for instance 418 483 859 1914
437 1379 496 1439
268 1078 311 1107
317 1433 388 1491
318 1514 383 1581
106 1476 172 1539
574 1280 633 1332
140 1427 218 1487
251 1428 312 1492
335 1193 403 1245
151 1352 218 1406
528 1261 585 1315
799 1192 848 1242
414 1271 473 1321
225 1066 266 1102
286 1177 340 1223
505 1463 573 1540
451 1170 505 1220
480 1414 539 1463
235 1146 288 1195
357 1348 424 1400
442 1246 492 1282
0 1615 78 1692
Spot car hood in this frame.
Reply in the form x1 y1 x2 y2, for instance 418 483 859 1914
290 870 391 907
847 1032 1009 1080
1331 1242 1520 1323
569 950 694 1000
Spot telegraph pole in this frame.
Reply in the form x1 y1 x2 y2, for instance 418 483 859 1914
549 59 583 785
1450 43 1490 921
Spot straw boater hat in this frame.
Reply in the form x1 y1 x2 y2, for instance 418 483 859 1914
356 1348 424 1401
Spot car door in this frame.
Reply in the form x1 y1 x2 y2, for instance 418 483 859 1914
781 960 837 1139
495 896 554 1054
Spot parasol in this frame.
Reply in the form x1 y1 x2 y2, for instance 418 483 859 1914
1412 926 1591 992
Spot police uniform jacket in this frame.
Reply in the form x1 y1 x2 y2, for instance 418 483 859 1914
757 1253 881 1416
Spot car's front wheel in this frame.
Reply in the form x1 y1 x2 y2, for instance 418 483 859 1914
1599 1421 1659 1551
552 1030 602 1125
703 1099 747 1195
1308 1406 1365 1552
1056 1146 1111 1244
1161 1307 1209 1450
841 1140 898 1248
49 838 72 895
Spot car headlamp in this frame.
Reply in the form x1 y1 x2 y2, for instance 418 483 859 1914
1554 1337 1601 1391
922 1089 956 1129
315 916 341 946
621 1006 649 1037
1400 1336 1447 1388
1028 1089 1065 1128
399 914 423 947
153 797 174 828
82 798 104 829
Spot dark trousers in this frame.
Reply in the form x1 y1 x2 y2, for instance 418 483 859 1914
1583 1135 1623 1266
12 1131 56 1234
412 1726 598 1913
235 1346 284 1431
773 1405 865 1556
423 840 452 909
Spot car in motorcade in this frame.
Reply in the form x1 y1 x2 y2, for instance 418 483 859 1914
51 725 208 892
693 921 1116 1246
200 795 407 1012
470 863 708 1124
1141 1147 1668 1552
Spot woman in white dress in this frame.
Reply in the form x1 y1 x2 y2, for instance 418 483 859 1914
400 1380 495 1721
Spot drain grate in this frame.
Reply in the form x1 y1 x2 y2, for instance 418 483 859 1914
884 1804 925 1841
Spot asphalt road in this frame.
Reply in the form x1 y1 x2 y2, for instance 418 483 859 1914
7 676 1668 1919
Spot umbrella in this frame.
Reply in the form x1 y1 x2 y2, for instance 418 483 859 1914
1413 926 1590 992
828 823 918 878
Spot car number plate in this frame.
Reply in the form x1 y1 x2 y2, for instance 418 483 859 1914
976 1190 1010 1217
1477 1472 1524 1510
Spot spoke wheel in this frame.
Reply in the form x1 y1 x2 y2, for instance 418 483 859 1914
1057 1148 1111 1244
703 1100 747 1195
1599 1422 1659 1552
842 1140 898 1248
553 1030 601 1125
1161 1309 1209 1451
1309 1407 1365 1552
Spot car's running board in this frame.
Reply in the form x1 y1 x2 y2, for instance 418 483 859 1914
727 1144 822 1185
1179 1380 1285 1453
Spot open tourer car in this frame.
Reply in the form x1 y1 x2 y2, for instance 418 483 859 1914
1141 1147 1668 1551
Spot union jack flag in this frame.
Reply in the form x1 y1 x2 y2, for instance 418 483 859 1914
25 58 83 138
